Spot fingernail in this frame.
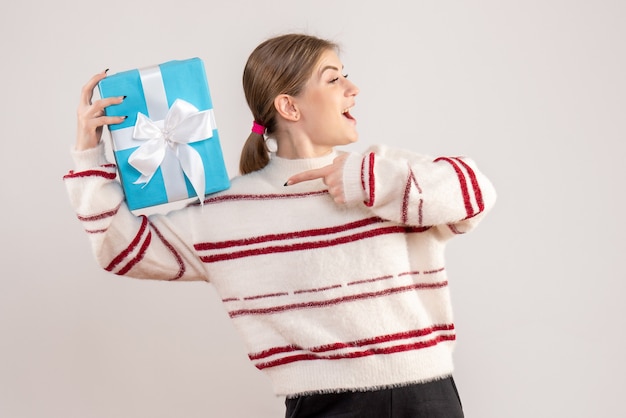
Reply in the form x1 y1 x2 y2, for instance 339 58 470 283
283 181 290 187
104 68 110 73
122 95 127 100
122 115 128 119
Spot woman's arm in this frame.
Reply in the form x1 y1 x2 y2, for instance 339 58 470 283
288 145 497 235
352 145 496 234
64 73 207 282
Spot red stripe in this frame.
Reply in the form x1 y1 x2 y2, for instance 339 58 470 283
200 225 429 263
408 167 423 194
402 168 424 225
346 275 393 286
195 217 385 251
434 157 473 219
199 190 328 206
254 335 456 370
418 199 424 225
244 292 289 301
364 153 376 207
250 344 300 361
63 169 116 180
77 204 121 222
250 324 454 360
447 224 465 235
105 215 149 272
116 231 152 275
253 333 456 370
149 220 186 281
294 284 342 294
228 281 448 318
397 268 444 278
223 267 444 303
452 157 484 214
401 173 411 224
360 156 366 192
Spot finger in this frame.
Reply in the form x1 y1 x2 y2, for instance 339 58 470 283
82 115 127 131
328 185 346 204
78 95 125 121
285 166 332 186
90 95 126 113
80 69 109 106
95 115 127 127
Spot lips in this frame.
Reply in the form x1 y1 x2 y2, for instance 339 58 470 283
342 106 355 121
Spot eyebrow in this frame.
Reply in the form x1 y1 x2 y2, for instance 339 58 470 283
319 65 343 76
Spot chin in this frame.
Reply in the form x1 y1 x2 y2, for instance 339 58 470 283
336 137 358 147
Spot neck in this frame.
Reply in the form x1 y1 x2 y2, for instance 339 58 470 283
276 145 334 159
274 131 334 159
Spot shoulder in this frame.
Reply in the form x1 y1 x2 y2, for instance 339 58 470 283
216 172 257 195
209 169 277 198
363 144 434 163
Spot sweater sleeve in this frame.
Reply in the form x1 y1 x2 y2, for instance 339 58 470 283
63 142 208 282
342 144 497 236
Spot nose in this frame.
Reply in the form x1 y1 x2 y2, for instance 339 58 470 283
345 78 359 97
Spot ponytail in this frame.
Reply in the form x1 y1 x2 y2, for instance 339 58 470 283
239 131 270 175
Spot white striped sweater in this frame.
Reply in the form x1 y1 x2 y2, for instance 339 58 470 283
64 143 496 397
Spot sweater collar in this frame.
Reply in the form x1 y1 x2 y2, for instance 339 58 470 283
259 150 339 188
269 150 338 172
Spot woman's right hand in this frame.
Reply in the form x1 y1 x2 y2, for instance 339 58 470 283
75 70 126 151
285 153 350 204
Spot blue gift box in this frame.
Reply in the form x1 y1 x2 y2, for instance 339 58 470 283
98 58 230 210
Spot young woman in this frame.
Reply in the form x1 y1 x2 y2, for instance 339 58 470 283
66 33 496 417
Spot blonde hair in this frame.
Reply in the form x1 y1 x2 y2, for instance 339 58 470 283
239 33 338 175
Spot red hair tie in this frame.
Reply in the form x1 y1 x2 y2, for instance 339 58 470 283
251 121 266 135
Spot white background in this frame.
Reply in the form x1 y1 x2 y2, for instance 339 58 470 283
1 1 624 417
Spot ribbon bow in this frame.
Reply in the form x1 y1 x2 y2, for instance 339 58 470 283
129 99 213 203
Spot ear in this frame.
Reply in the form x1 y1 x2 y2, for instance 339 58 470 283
274 94 300 122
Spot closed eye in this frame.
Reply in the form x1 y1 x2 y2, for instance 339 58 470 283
330 74 349 84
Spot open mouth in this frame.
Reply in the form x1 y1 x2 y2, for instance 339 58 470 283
342 107 355 121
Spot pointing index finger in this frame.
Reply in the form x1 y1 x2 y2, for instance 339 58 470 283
285 166 331 186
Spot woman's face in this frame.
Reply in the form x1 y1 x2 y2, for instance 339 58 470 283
293 49 360 153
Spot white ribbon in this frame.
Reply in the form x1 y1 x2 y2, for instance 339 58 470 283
128 98 213 203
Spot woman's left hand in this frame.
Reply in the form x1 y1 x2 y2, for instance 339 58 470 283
285 153 349 204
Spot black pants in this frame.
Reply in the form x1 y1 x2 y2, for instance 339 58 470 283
285 377 464 418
